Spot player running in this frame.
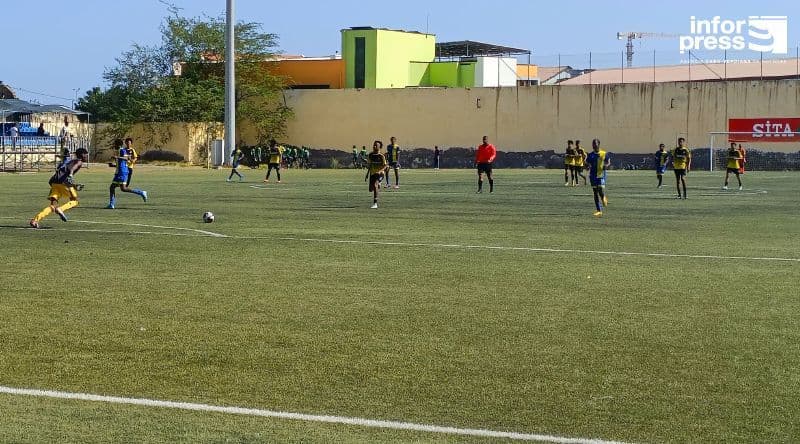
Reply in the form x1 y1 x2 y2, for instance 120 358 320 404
672 137 692 200
29 147 89 228
352 146 359 168
227 145 245 182
263 139 285 183
475 135 496 193
107 139 148 209
385 136 400 189
654 143 669 188
586 139 610 217
366 140 387 209
722 142 743 191
574 140 587 185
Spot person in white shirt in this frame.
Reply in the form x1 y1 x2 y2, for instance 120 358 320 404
10 123 19 148
59 120 71 149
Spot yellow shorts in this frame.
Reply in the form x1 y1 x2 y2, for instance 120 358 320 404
48 184 78 201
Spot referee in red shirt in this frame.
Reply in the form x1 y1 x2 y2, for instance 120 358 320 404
475 135 497 193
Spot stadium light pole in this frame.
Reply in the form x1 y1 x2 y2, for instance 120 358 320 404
225 0 236 162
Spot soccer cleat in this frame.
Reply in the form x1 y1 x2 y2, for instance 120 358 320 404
722 185 728 190
564 182 570 186
476 189 482 194
738 186 743 191
226 178 231 182
393 185 399 189
54 208 68 222
141 191 148 202
593 211 603 217
370 203 378 209
657 185 663 188
263 179 269 183
29 219 40 229
277 180 282 184
106 203 115 209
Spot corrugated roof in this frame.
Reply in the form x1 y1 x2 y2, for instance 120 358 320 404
436 40 530 58
561 58 800 85
0 99 85 115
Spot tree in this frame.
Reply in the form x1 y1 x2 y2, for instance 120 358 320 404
78 8 291 146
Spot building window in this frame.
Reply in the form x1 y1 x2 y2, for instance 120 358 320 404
355 37 366 88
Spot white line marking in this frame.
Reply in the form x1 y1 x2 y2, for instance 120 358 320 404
71 220 228 238
2 222 797 263
0 385 630 444
262 236 800 263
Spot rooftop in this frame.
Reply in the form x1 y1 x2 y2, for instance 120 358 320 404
436 40 530 59
561 58 800 85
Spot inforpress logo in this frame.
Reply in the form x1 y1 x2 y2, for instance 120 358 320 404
679 16 788 54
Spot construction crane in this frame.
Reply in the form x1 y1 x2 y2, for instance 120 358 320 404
616 32 679 67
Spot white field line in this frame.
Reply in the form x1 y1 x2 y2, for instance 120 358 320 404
0 385 630 444
262 236 800 263
70 220 228 238
3 219 798 263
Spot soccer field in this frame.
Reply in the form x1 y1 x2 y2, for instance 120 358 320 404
1 166 798 443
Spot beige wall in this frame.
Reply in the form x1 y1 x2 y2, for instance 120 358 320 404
94 122 222 164
281 80 800 153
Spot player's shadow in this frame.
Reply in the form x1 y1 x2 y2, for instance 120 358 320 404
0 224 51 229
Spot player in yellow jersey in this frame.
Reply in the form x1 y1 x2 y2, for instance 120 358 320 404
124 137 139 187
564 140 577 186
263 139 285 183
722 142 743 191
574 140 587 186
30 148 88 228
366 140 388 209
671 137 692 199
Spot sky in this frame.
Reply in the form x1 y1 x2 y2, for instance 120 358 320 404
1 0 797 106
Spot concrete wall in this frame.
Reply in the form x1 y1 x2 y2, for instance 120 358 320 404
94 122 221 164
281 80 800 154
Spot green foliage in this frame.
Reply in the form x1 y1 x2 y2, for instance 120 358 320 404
77 8 290 140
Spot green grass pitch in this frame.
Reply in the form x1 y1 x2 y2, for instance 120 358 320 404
1 166 798 443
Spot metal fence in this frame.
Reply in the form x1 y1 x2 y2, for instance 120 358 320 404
0 136 91 172
522 47 800 84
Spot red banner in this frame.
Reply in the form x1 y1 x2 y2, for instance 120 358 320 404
727 118 800 142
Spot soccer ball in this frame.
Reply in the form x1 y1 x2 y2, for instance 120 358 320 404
202 211 215 223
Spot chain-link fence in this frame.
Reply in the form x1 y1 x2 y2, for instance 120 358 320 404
522 47 800 84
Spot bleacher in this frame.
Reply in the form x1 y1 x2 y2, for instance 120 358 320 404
0 122 58 146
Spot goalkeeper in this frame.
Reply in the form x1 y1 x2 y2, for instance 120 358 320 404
30 147 89 228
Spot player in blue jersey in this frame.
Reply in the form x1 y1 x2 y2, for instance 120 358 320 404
385 136 400 189
654 143 669 188
107 139 148 209
585 138 610 217
227 145 245 182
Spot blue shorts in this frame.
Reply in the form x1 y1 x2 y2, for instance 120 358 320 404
656 165 667 175
112 172 129 184
590 177 606 187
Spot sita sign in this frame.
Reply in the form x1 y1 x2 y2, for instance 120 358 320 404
728 118 800 142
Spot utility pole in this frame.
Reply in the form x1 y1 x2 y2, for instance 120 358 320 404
225 0 236 161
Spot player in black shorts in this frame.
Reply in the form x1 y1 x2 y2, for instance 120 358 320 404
366 141 388 209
